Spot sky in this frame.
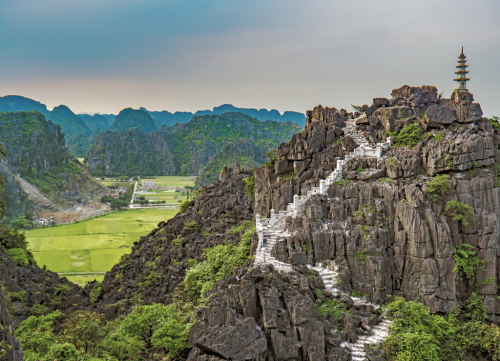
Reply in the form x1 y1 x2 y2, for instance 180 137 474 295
0 0 499 116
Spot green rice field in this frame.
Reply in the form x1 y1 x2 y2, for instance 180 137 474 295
139 176 195 188
25 209 178 283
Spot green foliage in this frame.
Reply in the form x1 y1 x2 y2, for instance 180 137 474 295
356 167 364 174
315 297 349 318
281 171 296 180
184 226 254 303
445 154 453 168
50 284 72 309
60 311 108 354
227 220 253 235
6 248 29 266
45 343 78 361
378 177 394 184
424 174 451 203
387 123 425 148
90 282 103 303
446 200 474 226
387 156 397 166
351 104 363 112
355 250 367 265
242 173 255 200
172 238 183 246
110 199 129 210
383 294 500 361
15 310 64 356
434 133 443 142
301 245 309 252
333 178 349 186
453 244 484 283
121 303 192 356
488 116 500 130
178 199 191 212
183 220 200 234
264 149 278 170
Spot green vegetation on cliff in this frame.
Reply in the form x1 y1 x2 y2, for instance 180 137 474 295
383 294 500 361
109 108 157 134
86 112 301 178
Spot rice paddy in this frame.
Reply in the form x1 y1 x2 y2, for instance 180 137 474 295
25 208 178 282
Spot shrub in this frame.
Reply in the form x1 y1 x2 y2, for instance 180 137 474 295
488 116 500 130
121 303 191 355
264 149 277 170
15 310 64 355
90 282 103 303
45 343 78 361
0 226 28 250
6 248 29 266
387 123 425 148
434 133 443 142
333 178 349 186
424 174 451 203
356 167 364 174
172 238 183 246
227 220 253 235
453 244 484 282
184 226 254 303
178 200 190 212
445 200 474 226
355 250 367 265
242 173 255 200
281 171 296 180
183 220 200 233
387 156 397 166
383 294 500 361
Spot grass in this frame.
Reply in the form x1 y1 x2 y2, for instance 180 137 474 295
25 209 178 275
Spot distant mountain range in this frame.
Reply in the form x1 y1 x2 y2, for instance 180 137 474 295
140 104 306 128
0 95 305 156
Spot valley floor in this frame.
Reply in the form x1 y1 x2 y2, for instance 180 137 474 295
24 208 178 285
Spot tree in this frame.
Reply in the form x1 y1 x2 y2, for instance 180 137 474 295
60 311 108 355
110 199 129 210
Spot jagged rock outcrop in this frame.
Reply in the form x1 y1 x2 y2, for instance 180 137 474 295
187 265 383 360
255 85 500 321
0 286 22 361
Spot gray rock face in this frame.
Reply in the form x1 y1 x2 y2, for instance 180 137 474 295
195 317 267 360
0 287 23 361
187 265 379 360
254 85 500 321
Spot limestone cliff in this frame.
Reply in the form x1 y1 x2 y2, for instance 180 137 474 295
0 111 108 219
255 85 500 319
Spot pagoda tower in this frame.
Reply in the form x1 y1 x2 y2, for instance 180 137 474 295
453 47 473 102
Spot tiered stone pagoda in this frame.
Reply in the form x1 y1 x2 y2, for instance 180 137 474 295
453 46 473 102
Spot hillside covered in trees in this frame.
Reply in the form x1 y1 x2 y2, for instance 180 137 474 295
85 112 302 178
0 111 108 222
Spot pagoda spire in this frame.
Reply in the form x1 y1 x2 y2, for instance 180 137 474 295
454 46 469 92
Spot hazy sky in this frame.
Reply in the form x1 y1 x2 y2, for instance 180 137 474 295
0 0 499 116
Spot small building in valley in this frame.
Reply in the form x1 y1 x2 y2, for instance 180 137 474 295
141 180 157 189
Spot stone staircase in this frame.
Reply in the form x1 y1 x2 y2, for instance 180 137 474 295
253 116 393 360
344 119 369 146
